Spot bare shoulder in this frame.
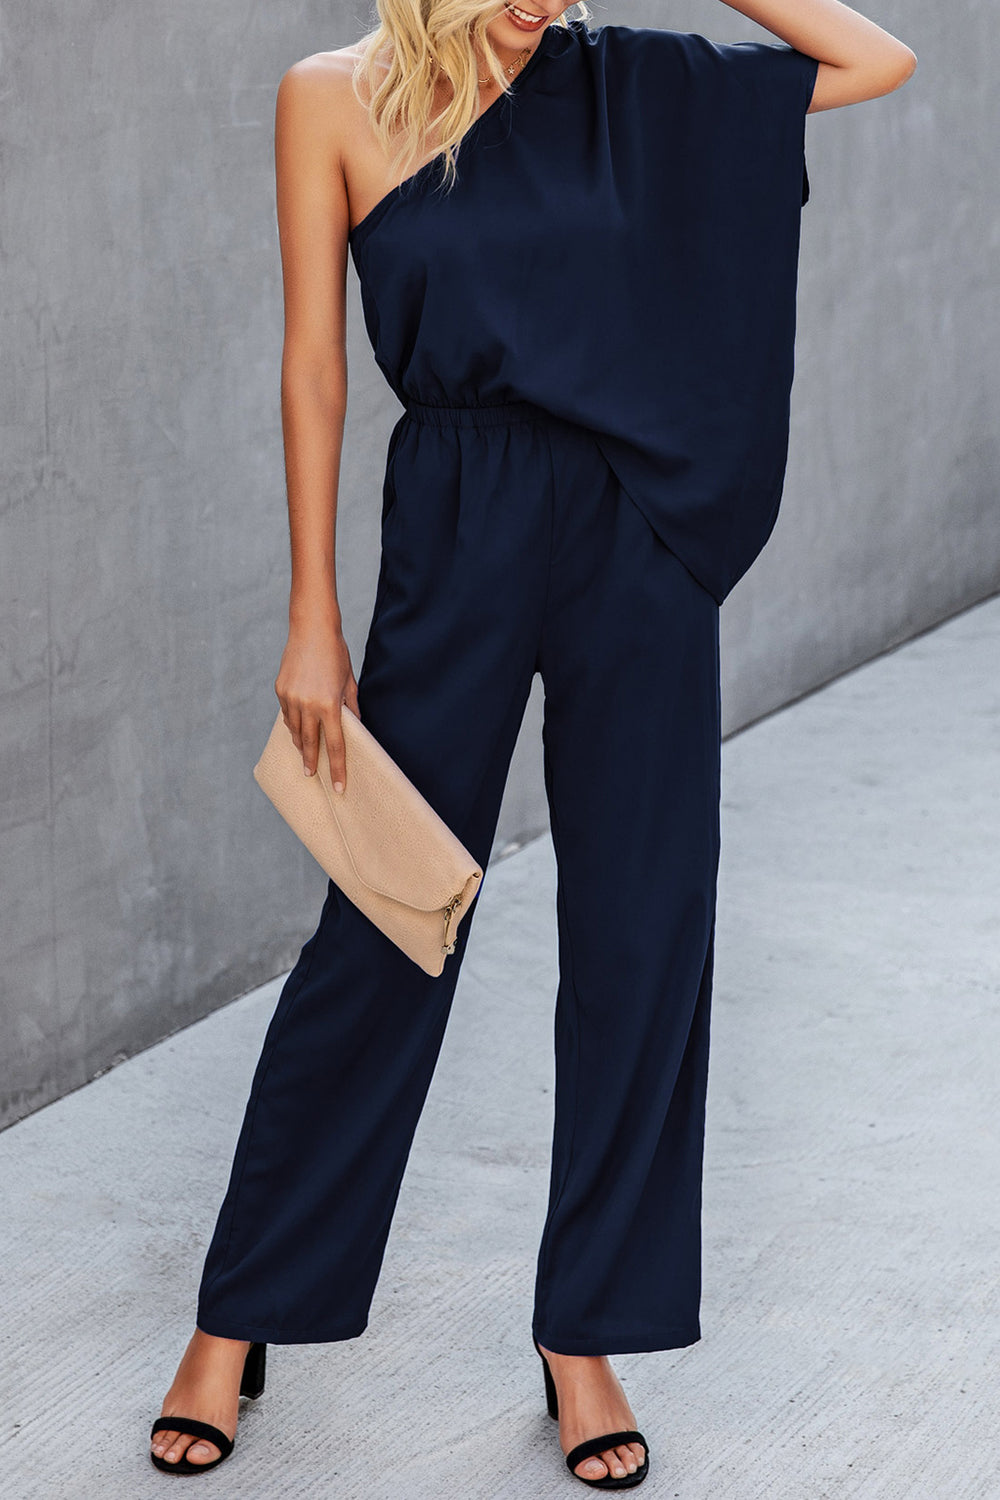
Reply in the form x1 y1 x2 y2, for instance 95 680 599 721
276 42 381 144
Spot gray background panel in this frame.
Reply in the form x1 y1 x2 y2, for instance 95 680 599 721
1 0 995 1126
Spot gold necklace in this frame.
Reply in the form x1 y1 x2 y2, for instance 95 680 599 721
477 45 532 87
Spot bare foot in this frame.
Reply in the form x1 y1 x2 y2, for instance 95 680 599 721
536 1343 646 1483
150 1329 252 1467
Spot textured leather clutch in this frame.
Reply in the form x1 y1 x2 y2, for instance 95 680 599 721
253 706 482 976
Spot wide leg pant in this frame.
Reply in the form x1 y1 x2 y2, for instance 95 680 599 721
196 398 721 1356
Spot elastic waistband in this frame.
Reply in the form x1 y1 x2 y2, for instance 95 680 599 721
403 397 548 429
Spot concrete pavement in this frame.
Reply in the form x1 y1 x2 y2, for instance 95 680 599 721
1 593 998 1499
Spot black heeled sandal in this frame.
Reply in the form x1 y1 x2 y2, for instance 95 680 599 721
533 1336 650 1490
149 1340 266 1476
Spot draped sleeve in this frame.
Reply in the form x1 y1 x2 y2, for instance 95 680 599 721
580 26 821 601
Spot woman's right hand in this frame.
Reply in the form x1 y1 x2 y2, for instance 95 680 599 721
274 617 360 793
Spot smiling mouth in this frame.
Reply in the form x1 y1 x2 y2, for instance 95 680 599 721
504 3 548 25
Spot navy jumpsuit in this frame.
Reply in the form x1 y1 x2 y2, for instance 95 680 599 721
196 19 819 1355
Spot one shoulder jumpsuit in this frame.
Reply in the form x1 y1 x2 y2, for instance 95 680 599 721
196 19 819 1355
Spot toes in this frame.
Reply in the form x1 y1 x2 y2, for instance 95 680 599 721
615 1442 641 1473
571 1443 644 1480
602 1447 630 1479
161 1434 190 1464
186 1439 222 1465
575 1455 610 1480
163 1434 197 1465
153 1431 220 1466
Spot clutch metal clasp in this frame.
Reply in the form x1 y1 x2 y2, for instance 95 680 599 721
441 892 464 954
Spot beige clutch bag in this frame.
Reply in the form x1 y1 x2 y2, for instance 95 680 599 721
253 706 482 977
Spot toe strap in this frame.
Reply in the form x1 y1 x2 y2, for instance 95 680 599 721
565 1430 648 1472
150 1416 234 1459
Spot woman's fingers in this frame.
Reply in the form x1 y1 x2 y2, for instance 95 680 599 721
282 701 303 757
319 706 348 792
273 626 357 784
276 694 350 790
298 710 322 778
343 672 361 722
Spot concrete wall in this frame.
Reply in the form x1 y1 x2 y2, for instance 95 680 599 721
1 0 995 1129
713 0 1000 731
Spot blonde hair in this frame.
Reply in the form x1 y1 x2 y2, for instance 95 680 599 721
352 1 590 192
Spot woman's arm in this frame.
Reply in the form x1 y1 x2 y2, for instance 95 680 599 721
719 0 917 111
272 55 360 790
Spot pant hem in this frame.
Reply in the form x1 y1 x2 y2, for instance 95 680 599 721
530 1324 701 1356
195 1313 369 1345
